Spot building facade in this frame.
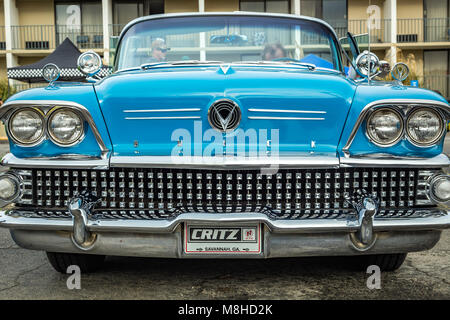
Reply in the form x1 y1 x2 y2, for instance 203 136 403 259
0 0 448 96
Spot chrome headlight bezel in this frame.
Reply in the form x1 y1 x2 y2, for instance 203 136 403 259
47 107 85 147
7 107 45 147
0 172 23 207
365 107 404 147
427 174 450 205
405 107 446 147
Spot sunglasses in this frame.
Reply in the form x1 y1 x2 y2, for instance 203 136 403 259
156 47 168 53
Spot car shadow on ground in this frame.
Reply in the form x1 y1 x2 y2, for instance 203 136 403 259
103 255 367 275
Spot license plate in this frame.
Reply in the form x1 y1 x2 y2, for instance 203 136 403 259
184 224 262 254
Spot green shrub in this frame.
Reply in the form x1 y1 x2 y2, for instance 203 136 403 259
0 79 17 102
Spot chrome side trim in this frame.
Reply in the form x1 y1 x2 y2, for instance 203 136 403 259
340 153 450 168
2 152 448 170
248 109 327 114
0 100 110 158
342 99 450 156
1 211 449 234
117 63 343 75
1 153 109 169
123 108 201 113
248 116 325 120
110 155 340 169
125 116 201 120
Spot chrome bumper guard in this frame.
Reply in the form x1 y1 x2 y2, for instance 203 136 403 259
1 210 449 234
2 210 448 258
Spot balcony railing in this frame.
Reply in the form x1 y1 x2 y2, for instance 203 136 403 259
5 18 450 53
11 25 104 50
397 18 450 43
325 19 391 43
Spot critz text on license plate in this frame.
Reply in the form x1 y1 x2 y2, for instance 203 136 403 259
184 225 261 254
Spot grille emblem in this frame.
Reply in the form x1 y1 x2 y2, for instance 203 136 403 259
208 99 241 132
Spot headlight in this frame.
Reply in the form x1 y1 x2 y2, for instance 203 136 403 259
429 175 450 203
366 108 403 146
47 108 84 146
8 108 44 146
0 174 21 203
406 108 444 146
77 51 102 76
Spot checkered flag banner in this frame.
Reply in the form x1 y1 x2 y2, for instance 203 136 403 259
8 66 112 80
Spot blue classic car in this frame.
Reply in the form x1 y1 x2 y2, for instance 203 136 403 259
0 12 449 273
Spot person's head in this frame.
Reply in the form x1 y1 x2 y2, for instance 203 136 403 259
151 38 169 62
262 43 286 61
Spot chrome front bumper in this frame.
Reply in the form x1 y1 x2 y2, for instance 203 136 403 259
1 210 449 258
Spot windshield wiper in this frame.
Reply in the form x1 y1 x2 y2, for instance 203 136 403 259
233 60 316 71
140 60 224 70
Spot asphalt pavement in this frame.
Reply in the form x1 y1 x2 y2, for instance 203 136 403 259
0 140 449 299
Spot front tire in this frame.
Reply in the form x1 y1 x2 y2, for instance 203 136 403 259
46 252 105 273
355 253 407 271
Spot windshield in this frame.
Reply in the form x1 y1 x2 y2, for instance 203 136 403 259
115 15 342 72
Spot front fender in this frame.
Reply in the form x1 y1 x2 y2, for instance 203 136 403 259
1 83 112 159
338 84 449 158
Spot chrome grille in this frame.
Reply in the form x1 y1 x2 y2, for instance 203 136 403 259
15 167 437 219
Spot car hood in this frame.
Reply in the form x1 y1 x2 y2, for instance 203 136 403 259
94 66 356 157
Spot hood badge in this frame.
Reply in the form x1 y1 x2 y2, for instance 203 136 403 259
208 99 241 133
219 64 231 75
42 63 60 86
391 62 410 84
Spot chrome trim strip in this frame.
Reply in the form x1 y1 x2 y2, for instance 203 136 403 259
2 152 448 170
1 211 448 234
125 116 201 120
1 153 109 170
123 108 201 113
342 99 450 156
0 100 110 158
248 109 326 114
110 155 340 169
117 63 342 75
340 153 450 168
248 116 325 120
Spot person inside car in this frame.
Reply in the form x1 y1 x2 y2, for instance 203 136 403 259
262 43 286 61
148 38 170 63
